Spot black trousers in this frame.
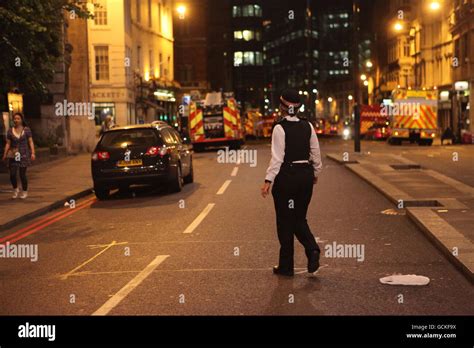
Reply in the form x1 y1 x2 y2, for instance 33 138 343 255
9 165 28 191
272 164 320 271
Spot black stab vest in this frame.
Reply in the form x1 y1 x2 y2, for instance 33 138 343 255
279 119 311 163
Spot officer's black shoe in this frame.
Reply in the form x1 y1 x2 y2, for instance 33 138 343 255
307 250 320 273
273 266 294 277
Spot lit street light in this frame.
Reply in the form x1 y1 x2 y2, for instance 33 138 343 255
328 97 333 103
394 21 404 32
177 4 187 19
429 1 441 11
360 74 367 81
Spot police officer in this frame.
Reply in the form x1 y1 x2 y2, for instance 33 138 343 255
261 89 323 276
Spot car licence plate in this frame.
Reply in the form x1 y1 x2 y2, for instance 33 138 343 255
117 159 143 167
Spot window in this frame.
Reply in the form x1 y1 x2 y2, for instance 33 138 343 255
234 52 243 66
234 51 263 66
93 103 115 125
148 0 152 27
124 0 131 33
232 5 241 17
234 30 261 41
160 128 176 144
243 51 255 65
233 5 262 17
101 129 158 147
94 0 108 25
137 45 142 72
159 53 163 76
94 46 109 81
157 2 162 32
125 46 132 82
136 0 141 22
170 129 183 144
149 49 154 76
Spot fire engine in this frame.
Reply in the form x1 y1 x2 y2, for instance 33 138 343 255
387 89 438 146
189 92 244 151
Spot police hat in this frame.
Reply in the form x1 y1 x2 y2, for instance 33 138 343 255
280 89 302 115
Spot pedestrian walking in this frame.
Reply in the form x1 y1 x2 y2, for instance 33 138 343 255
261 89 323 277
2 112 36 199
100 115 115 135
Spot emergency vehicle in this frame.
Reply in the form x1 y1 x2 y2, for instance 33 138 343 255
387 89 438 146
360 104 389 137
189 92 244 151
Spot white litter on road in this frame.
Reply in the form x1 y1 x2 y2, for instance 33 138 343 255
379 274 430 286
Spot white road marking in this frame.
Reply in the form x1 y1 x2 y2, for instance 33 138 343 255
92 255 169 316
231 167 239 177
217 180 232 195
183 203 216 234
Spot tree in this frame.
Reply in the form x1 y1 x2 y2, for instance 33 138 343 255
0 0 92 110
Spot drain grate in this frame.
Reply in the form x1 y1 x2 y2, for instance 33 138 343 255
390 164 422 170
403 200 442 207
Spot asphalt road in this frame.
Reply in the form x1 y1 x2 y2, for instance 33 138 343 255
0 140 473 315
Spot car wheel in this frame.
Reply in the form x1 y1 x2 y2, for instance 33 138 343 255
94 186 110 200
184 159 194 184
169 164 183 193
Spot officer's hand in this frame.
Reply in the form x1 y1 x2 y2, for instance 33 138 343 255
313 177 319 185
261 182 271 198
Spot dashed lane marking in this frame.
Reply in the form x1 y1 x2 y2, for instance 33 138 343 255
92 255 169 316
183 203 216 234
217 180 232 195
231 167 239 177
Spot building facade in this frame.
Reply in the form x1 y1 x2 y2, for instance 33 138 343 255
87 0 177 127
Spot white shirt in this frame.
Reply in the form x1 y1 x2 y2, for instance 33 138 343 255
265 116 323 183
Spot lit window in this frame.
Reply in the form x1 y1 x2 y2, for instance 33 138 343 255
243 51 255 65
234 31 243 40
234 52 243 66
94 0 108 25
242 30 254 41
232 6 241 17
94 46 109 80
256 52 263 65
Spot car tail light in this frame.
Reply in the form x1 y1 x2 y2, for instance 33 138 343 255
92 151 110 161
146 146 169 157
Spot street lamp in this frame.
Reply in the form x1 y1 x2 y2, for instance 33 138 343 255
348 95 353 101
365 60 373 69
393 21 404 32
429 1 441 11
328 97 333 103
176 4 186 19
360 74 367 81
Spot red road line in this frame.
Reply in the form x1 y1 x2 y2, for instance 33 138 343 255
0 197 96 244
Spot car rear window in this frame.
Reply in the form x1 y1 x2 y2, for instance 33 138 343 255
100 129 159 147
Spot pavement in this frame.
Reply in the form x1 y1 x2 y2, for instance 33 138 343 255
0 140 473 315
0 154 93 231
327 145 474 282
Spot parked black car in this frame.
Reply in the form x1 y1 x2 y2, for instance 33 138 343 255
91 122 193 200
